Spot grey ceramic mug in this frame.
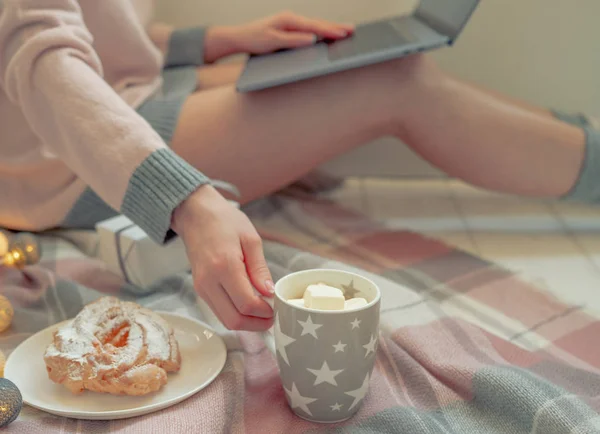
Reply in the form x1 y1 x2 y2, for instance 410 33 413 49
262 269 381 423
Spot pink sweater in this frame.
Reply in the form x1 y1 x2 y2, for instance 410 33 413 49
0 0 208 242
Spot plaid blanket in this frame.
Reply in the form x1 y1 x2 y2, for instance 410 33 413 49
1 188 600 433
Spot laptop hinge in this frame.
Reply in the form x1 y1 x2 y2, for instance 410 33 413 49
414 8 455 42
414 0 480 45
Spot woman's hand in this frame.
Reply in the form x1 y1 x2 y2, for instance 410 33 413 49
172 185 275 331
204 11 354 63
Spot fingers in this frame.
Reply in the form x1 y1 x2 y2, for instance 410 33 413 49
193 244 274 331
241 233 275 297
270 30 317 49
197 281 273 332
276 12 354 39
221 258 273 319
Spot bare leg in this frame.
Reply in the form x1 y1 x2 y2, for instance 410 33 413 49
171 55 585 203
460 80 556 120
195 62 244 90
195 62 556 121
398 70 584 197
194 61 346 194
195 61 555 119
172 56 403 202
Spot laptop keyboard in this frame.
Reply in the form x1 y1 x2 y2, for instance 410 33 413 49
327 18 417 61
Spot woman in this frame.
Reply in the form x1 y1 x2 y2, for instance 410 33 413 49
0 1 594 332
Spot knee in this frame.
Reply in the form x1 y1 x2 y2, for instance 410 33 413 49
391 54 443 89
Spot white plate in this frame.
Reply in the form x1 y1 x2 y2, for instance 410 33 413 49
5 312 227 420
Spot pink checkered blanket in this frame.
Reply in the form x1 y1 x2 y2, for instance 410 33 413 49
2 189 599 433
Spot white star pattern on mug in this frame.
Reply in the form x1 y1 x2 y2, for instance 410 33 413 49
363 334 377 358
333 341 347 353
345 373 370 411
284 383 318 417
298 315 323 338
307 361 344 386
271 269 381 423
274 314 296 366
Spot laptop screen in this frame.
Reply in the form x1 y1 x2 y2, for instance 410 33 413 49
415 0 480 41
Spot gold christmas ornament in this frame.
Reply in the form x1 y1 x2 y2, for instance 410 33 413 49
0 349 5 377
0 233 41 268
0 296 13 333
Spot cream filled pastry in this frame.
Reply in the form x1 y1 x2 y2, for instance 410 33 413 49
44 297 181 396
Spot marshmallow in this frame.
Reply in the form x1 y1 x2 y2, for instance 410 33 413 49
303 283 345 311
344 297 368 311
286 298 305 308
288 283 369 311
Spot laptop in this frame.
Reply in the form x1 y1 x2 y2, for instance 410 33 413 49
236 0 480 93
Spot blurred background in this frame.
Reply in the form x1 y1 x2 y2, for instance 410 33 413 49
155 0 600 178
